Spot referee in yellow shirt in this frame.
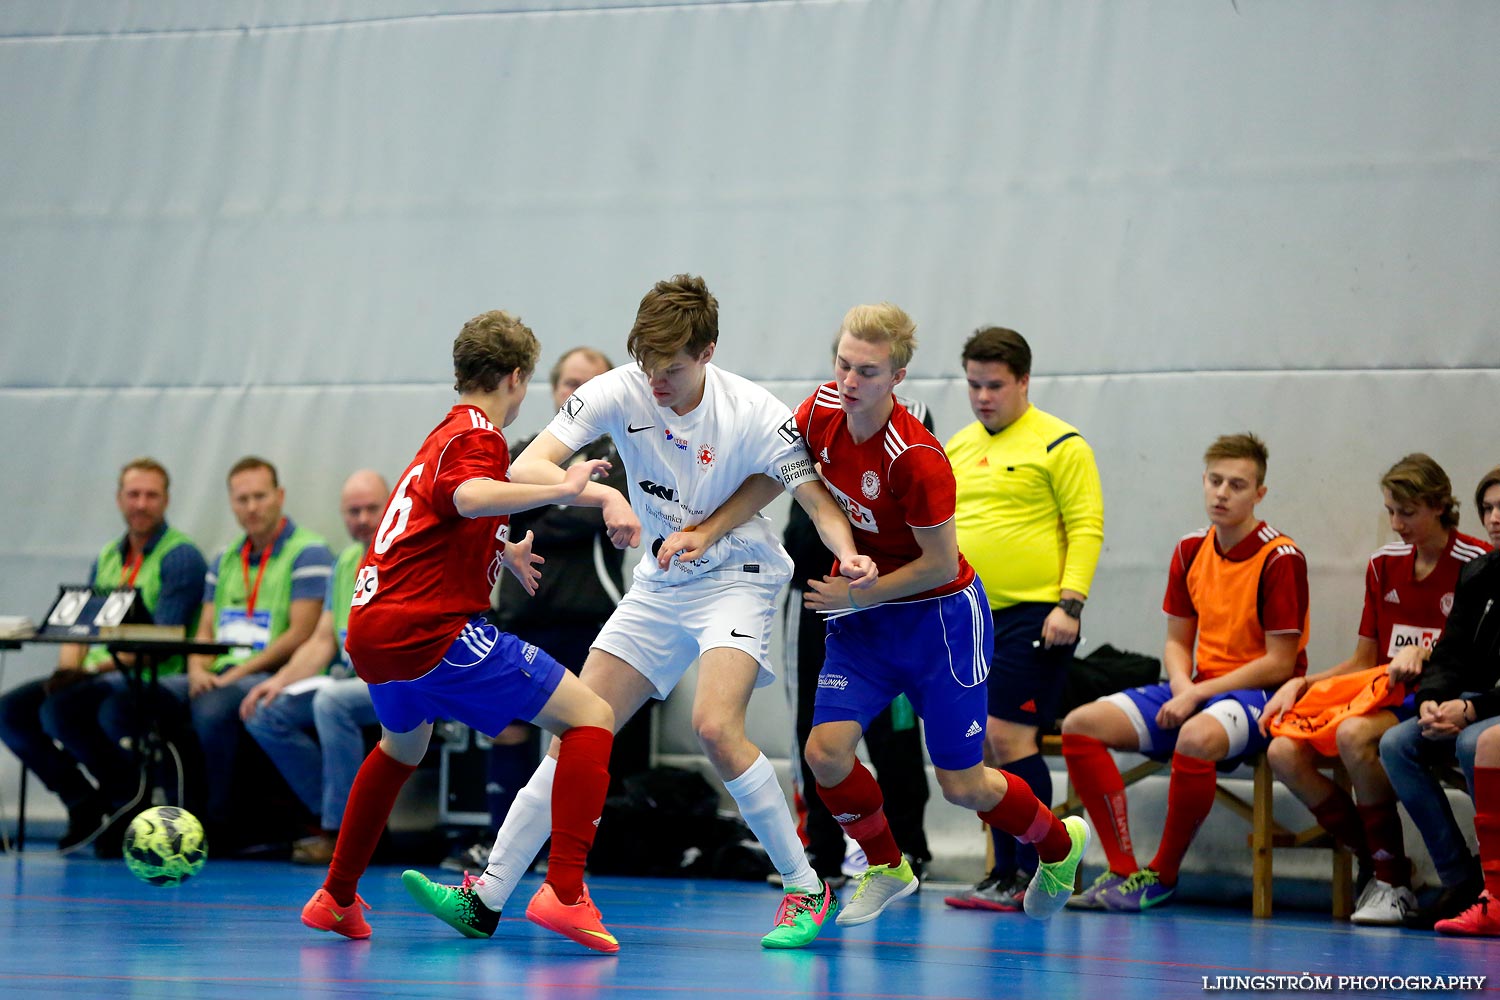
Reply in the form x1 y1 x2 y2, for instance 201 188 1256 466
942 327 1104 911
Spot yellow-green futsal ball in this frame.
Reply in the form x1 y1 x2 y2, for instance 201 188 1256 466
123 806 207 887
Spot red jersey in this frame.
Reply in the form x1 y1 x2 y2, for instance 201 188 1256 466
1163 522 1310 679
1358 531 1491 660
346 404 512 683
794 383 974 602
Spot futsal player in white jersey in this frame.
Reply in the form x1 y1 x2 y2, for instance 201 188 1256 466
413 275 876 949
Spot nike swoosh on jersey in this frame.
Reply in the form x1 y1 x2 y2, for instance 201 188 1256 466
730 628 756 639
627 423 655 434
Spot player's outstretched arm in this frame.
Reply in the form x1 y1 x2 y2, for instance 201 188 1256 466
454 459 612 519
789 479 876 588
654 473 785 570
510 431 639 547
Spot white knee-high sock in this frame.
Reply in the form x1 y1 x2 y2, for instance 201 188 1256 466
477 754 556 912
724 752 820 894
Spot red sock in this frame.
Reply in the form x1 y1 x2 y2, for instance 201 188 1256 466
1475 766 1500 898
817 760 901 868
546 726 614 905
1358 802 1410 887
979 768 1071 864
1062 733 1137 875
1148 752 1217 886
1309 787 1369 862
324 745 417 906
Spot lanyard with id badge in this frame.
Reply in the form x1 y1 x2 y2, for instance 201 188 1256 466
218 537 274 652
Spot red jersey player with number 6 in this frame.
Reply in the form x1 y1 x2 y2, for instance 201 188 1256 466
299 310 628 953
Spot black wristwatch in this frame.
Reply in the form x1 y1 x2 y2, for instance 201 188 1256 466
1057 598 1085 620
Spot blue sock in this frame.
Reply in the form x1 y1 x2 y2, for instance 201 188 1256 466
1003 752 1053 875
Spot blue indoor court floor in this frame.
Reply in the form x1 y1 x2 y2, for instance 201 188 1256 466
1 852 1495 1000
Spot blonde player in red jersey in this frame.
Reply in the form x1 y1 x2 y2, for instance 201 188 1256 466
300 310 630 953
662 303 1089 927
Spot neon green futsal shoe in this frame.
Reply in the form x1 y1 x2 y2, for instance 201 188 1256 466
760 880 839 949
836 855 919 926
402 869 501 938
1024 815 1090 920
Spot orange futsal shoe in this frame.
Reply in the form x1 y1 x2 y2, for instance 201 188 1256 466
1434 891 1500 937
301 887 372 940
525 881 619 954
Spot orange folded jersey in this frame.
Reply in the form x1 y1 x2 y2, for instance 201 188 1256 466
1266 665 1407 756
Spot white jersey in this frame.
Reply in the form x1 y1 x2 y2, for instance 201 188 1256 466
547 362 817 590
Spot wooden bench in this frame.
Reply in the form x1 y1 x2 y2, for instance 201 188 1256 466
1035 734 1354 918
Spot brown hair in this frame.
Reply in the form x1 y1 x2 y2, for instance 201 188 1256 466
227 455 278 489
1203 433 1269 485
453 310 540 394
549 346 614 389
838 303 917 370
118 457 169 493
1381 453 1460 529
961 326 1031 379
1476 466 1500 519
626 275 718 372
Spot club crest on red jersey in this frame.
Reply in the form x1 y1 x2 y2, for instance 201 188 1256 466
860 471 881 500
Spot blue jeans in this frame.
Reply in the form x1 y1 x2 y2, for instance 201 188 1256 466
1378 705 1500 886
0 677 107 808
149 672 262 826
244 677 376 830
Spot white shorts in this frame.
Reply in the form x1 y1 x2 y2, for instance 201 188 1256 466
592 577 781 699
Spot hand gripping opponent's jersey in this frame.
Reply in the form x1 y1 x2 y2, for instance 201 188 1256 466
346 404 512 683
794 383 975 603
547 363 819 590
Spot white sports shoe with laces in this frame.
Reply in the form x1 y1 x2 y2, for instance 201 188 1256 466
1350 878 1417 926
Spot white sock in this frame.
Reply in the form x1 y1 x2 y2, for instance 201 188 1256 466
724 751 820 894
477 754 556 912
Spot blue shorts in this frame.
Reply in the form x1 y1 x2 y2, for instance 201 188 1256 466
986 602 1076 726
1102 681 1273 769
814 579 994 771
367 617 567 736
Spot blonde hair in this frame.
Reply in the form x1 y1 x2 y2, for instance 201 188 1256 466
626 275 718 372
1381 453 1460 529
1203 433 1269 485
837 302 917 370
